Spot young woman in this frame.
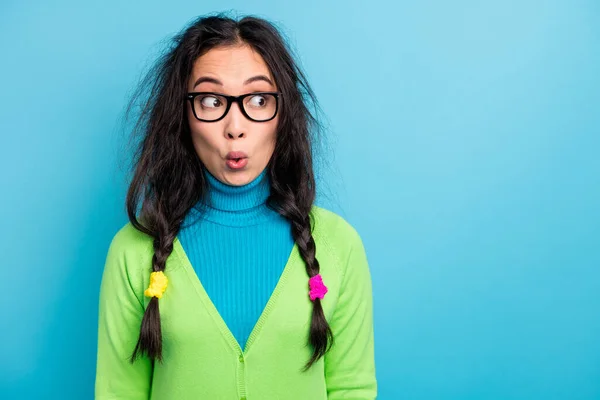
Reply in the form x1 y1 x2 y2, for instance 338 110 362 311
95 13 377 400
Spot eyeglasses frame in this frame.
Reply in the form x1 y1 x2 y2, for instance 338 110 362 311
185 91 282 122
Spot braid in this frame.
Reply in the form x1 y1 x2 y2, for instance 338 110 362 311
275 186 334 371
291 211 334 371
129 198 179 364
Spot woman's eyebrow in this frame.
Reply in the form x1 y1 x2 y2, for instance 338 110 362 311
193 74 274 88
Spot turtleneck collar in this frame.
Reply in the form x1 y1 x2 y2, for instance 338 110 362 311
186 168 276 227
204 168 270 211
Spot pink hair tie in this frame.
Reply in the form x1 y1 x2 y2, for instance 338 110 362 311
308 274 328 301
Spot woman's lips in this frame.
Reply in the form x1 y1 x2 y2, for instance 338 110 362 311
226 151 248 159
226 157 248 169
225 151 248 170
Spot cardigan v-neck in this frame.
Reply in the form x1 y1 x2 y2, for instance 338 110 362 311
95 205 377 400
174 236 300 356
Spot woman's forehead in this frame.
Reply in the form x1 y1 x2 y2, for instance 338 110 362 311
189 45 274 90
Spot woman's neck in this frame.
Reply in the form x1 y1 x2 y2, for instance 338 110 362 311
204 168 270 211
190 168 274 227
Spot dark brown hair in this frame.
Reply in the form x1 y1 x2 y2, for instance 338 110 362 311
122 12 333 371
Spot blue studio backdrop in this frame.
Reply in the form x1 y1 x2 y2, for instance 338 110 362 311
1 1 599 399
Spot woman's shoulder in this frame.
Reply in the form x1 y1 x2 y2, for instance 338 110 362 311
104 221 154 274
310 205 365 266
310 205 362 241
99 221 156 301
109 221 154 254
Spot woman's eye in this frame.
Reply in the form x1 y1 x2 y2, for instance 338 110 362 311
200 96 222 108
248 95 267 108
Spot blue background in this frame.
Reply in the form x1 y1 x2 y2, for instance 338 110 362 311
1 1 599 398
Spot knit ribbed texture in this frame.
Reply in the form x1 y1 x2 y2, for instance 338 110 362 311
177 168 294 351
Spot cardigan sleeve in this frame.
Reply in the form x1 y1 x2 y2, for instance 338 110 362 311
95 230 153 399
324 228 377 399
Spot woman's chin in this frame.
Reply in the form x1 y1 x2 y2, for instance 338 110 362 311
220 169 255 186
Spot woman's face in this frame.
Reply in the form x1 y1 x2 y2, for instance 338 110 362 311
186 44 279 186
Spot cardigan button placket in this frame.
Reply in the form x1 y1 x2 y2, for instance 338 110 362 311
236 351 247 399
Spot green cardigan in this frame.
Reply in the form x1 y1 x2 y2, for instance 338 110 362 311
95 205 377 399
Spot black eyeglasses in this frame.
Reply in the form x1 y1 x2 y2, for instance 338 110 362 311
186 91 281 122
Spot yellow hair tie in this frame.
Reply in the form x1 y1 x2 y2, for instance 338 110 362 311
144 271 168 299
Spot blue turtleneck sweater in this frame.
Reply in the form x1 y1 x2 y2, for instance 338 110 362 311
177 168 295 351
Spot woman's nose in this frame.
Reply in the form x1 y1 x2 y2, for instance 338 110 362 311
224 102 247 139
